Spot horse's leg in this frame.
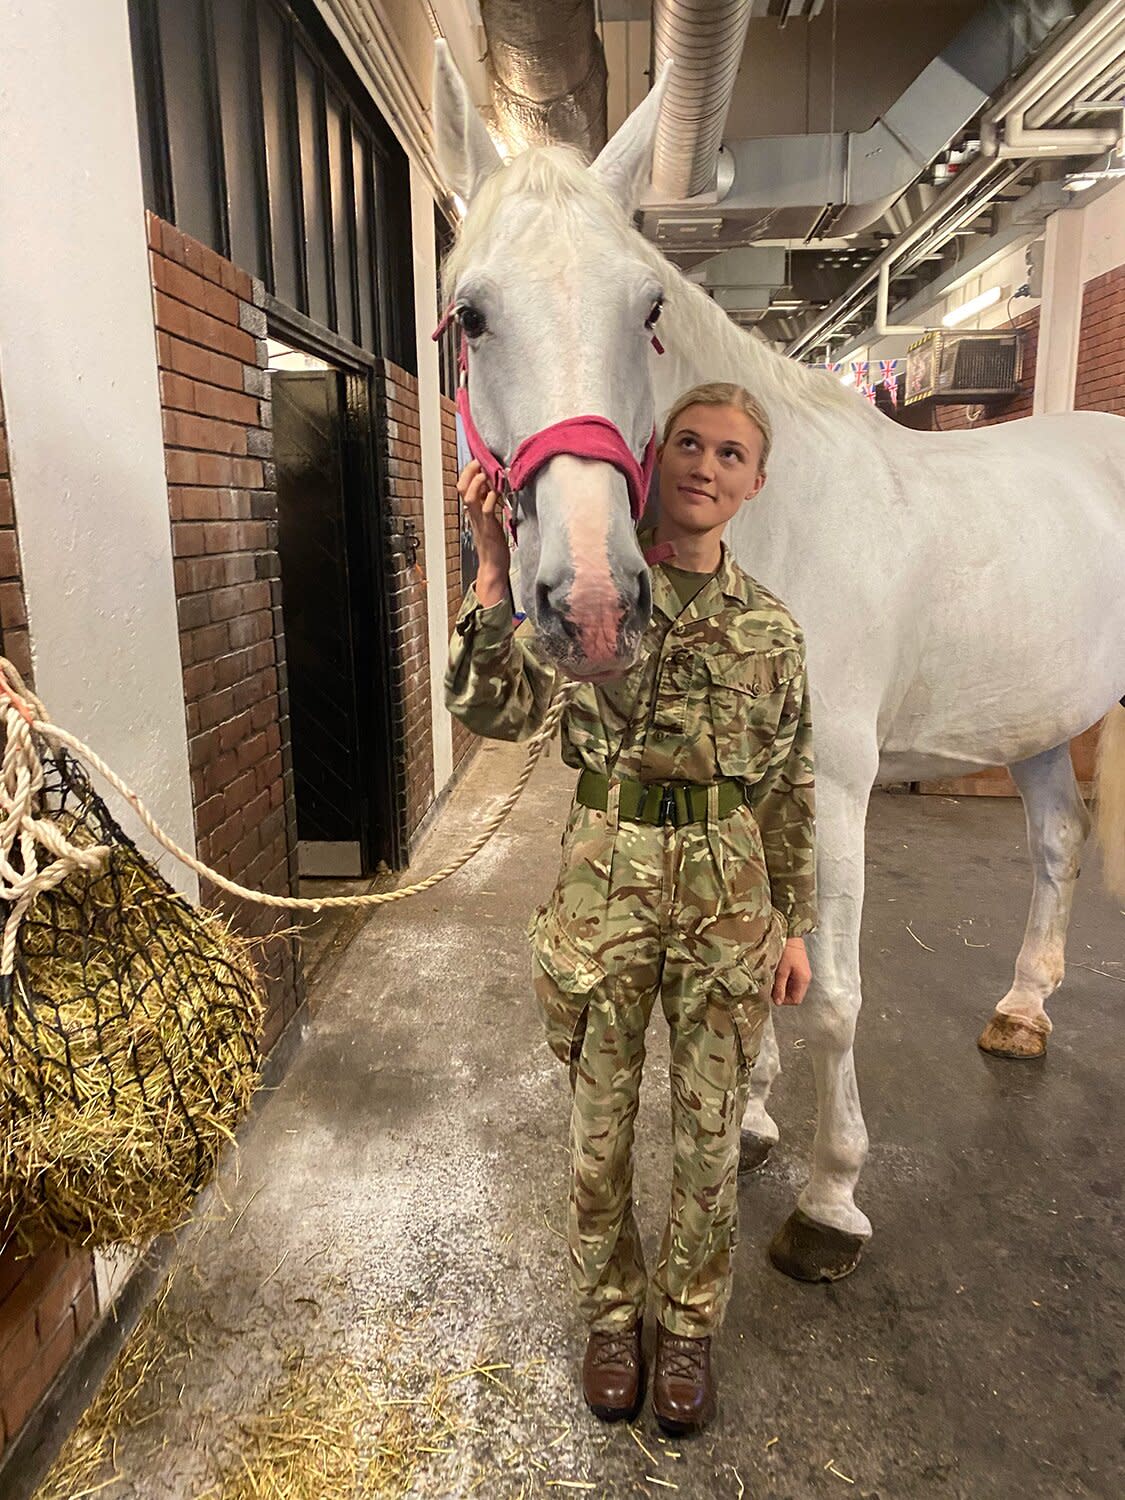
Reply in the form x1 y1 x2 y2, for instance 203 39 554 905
769 773 873 1282
977 743 1091 1060
738 1010 780 1173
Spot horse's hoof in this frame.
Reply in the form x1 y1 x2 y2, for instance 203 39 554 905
738 1130 775 1175
977 1014 1048 1059
768 1209 865 1282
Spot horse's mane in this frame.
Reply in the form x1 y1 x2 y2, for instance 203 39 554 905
444 145 865 420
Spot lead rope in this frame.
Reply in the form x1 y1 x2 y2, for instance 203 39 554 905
0 657 575 963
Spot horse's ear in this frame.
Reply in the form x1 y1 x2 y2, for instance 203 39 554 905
589 59 673 213
432 39 502 205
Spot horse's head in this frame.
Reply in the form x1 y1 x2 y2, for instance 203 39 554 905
434 43 670 682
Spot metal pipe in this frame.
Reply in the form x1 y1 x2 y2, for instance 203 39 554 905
980 0 1125 153
1025 12 1125 125
480 0 609 156
789 156 1028 355
784 156 1022 357
874 262 930 338
996 120 1119 153
789 2 1125 356
651 0 753 199
649 1 1069 235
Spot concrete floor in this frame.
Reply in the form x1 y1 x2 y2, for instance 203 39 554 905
44 742 1124 1499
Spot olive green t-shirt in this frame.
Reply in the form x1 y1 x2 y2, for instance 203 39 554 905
661 562 717 613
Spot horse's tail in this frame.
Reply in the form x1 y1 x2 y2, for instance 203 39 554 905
1094 701 1125 900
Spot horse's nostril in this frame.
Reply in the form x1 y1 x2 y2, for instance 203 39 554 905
633 566 653 625
537 581 583 642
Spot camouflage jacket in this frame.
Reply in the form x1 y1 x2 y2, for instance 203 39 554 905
445 541 816 936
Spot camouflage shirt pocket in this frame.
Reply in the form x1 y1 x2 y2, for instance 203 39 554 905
705 649 800 781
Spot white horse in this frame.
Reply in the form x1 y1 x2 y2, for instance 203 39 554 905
434 46 1125 1279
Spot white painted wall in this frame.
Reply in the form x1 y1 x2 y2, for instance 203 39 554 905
1078 178 1125 284
0 0 197 896
410 162 455 795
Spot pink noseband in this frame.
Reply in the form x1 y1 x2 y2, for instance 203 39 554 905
433 306 663 528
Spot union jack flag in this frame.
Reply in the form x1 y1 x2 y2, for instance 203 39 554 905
850 360 869 383
822 361 842 375
879 359 899 406
860 382 878 405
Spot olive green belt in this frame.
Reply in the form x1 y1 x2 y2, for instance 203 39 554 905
575 769 744 827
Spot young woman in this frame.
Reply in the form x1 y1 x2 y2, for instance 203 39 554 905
445 382 815 1435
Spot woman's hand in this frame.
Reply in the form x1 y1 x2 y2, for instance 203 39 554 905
772 936 810 1006
458 460 510 607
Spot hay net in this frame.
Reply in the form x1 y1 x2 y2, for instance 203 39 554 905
0 737 265 1249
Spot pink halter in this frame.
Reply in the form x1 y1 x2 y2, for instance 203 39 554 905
433 307 663 526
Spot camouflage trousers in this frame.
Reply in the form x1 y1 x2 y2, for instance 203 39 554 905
529 797 786 1338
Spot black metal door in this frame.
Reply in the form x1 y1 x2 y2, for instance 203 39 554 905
273 368 391 875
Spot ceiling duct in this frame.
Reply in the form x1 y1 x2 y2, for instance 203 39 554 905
479 0 608 158
651 1 754 199
787 0 1125 357
643 0 1073 240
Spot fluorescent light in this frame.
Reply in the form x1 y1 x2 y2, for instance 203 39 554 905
453 193 468 216
1064 175 1096 192
942 285 1004 327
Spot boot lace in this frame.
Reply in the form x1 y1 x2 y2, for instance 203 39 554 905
660 1334 707 1382
590 1329 639 1368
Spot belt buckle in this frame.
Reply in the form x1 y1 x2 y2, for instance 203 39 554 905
658 785 677 825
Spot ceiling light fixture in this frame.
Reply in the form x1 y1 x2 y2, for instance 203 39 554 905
942 285 1004 327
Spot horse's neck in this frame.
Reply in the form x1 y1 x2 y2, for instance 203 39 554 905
656 286 909 629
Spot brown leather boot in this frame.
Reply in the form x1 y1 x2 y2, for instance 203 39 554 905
651 1323 715 1434
582 1322 644 1422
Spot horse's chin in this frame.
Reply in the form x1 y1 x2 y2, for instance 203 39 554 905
536 627 644 685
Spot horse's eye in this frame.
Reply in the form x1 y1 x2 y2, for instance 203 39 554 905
646 298 663 328
458 305 486 339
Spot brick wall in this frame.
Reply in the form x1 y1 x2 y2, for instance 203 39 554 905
376 361 435 841
929 308 1040 432
148 213 303 1051
440 394 475 774
1074 263 1125 416
0 1241 97 1452
0 388 30 685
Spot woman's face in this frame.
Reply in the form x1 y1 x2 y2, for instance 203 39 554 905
657 403 767 536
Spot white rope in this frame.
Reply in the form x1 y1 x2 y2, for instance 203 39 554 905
0 669 111 975
0 658 573 960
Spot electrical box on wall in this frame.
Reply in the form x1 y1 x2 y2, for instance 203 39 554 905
905 330 1023 405
1026 238 1046 300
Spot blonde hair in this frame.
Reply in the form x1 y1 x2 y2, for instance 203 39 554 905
661 382 772 472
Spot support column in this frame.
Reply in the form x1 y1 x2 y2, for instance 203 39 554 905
410 161 455 795
1032 208 1085 416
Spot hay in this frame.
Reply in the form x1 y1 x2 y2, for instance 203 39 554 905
0 750 264 1247
38 1313 461 1500
35 1267 568 1500
196 1348 456 1500
34 1261 197 1500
